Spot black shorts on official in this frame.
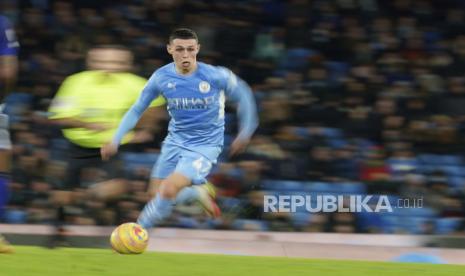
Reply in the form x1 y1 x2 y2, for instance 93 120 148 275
61 142 126 190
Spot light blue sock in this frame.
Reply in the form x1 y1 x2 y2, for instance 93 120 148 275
137 194 174 230
175 186 200 205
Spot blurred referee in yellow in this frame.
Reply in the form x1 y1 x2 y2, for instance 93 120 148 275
48 45 165 216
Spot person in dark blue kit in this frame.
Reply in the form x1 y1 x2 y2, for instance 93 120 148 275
101 28 258 230
0 15 19 253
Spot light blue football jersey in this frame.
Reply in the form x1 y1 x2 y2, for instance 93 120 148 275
113 62 258 149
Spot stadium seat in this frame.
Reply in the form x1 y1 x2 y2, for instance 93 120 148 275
327 138 348 149
321 128 343 139
439 165 463 177
379 214 400 233
290 212 312 228
333 182 366 194
121 153 159 167
405 217 435 234
261 180 306 192
120 152 160 177
398 207 437 218
448 176 465 188
435 218 463 235
325 61 349 81
379 215 430 234
439 155 463 166
417 154 463 166
4 209 27 224
305 182 334 193
416 164 437 174
305 181 366 195
292 127 310 138
356 212 384 232
277 48 316 72
378 206 438 234
418 154 440 165
386 158 419 172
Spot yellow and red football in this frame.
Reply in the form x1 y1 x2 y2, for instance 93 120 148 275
110 222 149 254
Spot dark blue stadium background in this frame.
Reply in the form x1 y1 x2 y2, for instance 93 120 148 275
1 0 465 235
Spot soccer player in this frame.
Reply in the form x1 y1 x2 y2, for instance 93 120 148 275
101 28 258 230
0 14 19 254
47 45 167 247
48 45 166 201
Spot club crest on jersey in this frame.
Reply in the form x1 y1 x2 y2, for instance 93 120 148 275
199 81 211 93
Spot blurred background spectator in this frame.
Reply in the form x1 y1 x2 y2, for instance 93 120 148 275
1 0 465 235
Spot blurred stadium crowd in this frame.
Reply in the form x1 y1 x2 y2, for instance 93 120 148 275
2 0 465 235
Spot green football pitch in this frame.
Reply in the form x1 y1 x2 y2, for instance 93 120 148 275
0 246 464 276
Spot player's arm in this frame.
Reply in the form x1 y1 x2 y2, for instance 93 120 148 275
101 72 161 160
221 68 259 155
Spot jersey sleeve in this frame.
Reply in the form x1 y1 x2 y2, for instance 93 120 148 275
0 16 19 56
133 75 166 108
112 70 163 145
217 67 259 141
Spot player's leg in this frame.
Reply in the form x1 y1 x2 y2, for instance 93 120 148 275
137 172 190 229
185 147 222 218
0 234 13 253
149 145 219 215
150 179 219 217
149 177 199 205
76 144 129 201
147 178 162 198
194 182 221 218
149 144 202 206
199 180 217 198
137 143 180 229
87 155 127 202
0 176 13 253
138 150 221 229
0 114 13 253
48 142 92 247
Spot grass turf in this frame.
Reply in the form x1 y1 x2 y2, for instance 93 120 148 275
0 246 464 276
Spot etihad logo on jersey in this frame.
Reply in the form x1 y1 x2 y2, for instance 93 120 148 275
167 96 215 110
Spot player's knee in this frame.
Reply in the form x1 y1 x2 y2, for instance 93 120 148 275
158 181 178 199
147 188 157 198
158 174 190 199
88 179 128 201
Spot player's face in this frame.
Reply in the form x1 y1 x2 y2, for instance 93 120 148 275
167 38 200 75
86 48 133 72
